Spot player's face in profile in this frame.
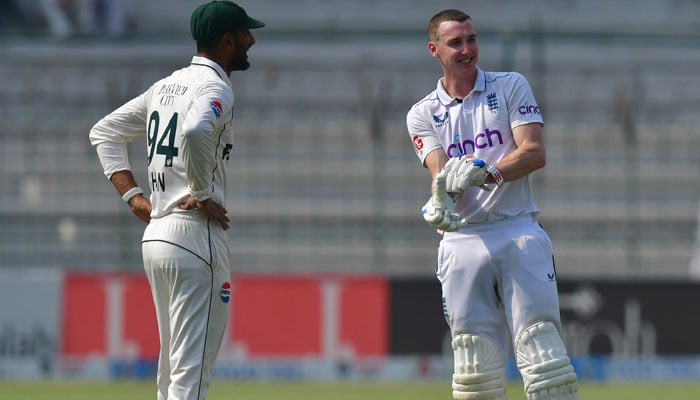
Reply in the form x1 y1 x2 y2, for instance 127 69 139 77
230 30 256 71
431 19 479 79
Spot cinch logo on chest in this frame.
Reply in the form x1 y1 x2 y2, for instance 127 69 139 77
447 129 504 157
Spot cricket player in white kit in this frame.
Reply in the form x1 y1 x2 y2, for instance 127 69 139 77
89 2 264 399
407 10 578 400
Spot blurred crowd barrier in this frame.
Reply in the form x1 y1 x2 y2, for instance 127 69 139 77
1 0 699 279
2 268 700 381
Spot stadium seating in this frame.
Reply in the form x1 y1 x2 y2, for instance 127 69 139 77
1 0 699 278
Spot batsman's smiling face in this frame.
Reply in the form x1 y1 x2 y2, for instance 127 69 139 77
429 19 479 80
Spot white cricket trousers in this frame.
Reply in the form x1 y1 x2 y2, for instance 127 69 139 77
438 214 562 353
142 213 231 400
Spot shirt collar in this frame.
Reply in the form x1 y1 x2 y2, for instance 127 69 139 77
436 67 485 105
190 56 231 86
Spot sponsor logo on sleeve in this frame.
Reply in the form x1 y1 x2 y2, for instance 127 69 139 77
518 102 540 115
412 135 424 152
210 100 223 119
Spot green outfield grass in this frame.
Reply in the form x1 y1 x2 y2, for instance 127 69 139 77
1 381 700 400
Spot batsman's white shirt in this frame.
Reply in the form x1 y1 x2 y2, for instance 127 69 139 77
407 69 561 352
407 68 544 225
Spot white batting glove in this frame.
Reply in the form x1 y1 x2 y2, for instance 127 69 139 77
443 154 489 193
422 170 466 232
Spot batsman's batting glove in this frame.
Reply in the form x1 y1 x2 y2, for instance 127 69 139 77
421 170 466 232
444 155 504 193
443 154 489 193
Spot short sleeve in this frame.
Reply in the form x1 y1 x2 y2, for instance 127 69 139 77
406 102 444 165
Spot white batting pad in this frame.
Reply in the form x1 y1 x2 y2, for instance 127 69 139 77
515 321 579 400
451 333 507 400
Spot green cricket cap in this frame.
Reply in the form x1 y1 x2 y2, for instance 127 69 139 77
190 1 265 42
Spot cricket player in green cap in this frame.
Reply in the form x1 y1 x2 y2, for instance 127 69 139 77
90 2 264 398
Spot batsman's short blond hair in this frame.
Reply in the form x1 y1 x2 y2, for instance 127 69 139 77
427 9 471 43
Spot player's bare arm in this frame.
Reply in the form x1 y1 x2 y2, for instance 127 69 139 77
110 169 152 223
488 122 546 183
423 148 449 194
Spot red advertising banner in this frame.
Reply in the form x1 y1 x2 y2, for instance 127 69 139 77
6 270 698 381
62 273 159 360
60 273 388 362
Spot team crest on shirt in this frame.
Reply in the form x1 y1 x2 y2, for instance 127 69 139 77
210 100 223 119
432 112 449 127
220 282 231 303
487 92 499 113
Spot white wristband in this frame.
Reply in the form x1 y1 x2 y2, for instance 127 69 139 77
121 186 144 204
486 164 504 186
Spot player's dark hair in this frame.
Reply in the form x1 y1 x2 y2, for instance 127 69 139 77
197 30 238 54
196 37 218 53
427 9 471 43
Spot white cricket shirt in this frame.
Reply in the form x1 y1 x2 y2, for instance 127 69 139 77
90 56 235 218
407 68 544 224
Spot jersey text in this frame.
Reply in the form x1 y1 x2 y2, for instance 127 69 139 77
447 129 504 157
150 171 166 192
157 83 189 96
